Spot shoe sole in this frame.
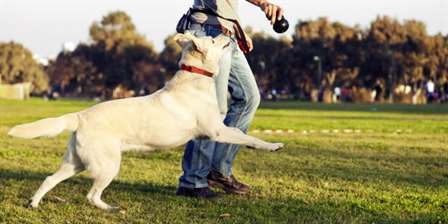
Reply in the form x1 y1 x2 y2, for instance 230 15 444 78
176 192 219 199
176 189 219 199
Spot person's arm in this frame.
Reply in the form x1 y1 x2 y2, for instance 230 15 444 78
246 0 284 25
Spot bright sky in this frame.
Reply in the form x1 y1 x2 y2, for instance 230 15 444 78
1 0 446 58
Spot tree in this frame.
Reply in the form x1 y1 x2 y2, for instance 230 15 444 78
45 12 448 103
89 11 153 51
246 29 292 96
0 42 49 94
46 44 99 96
287 18 364 100
48 11 161 98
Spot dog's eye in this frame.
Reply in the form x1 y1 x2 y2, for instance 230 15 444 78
223 42 230 49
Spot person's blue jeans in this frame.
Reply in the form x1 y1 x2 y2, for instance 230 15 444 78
179 24 261 188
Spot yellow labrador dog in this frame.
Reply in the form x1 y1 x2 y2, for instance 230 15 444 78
8 32 284 210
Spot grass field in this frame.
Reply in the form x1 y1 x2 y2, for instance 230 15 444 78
1 98 447 224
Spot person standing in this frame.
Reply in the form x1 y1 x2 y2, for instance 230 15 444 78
426 78 435 103
176 0 284 198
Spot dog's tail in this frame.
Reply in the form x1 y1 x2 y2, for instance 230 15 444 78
8 113 79 139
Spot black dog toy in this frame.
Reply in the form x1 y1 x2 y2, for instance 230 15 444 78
273 16 289 33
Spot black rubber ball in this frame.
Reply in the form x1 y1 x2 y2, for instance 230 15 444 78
273 17 289 33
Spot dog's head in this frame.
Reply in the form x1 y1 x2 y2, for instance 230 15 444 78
174 32 231 76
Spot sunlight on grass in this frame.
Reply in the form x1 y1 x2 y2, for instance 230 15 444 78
1 99 447 223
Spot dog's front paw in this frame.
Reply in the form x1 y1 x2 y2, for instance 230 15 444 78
267 142 284 152
28 199 39 209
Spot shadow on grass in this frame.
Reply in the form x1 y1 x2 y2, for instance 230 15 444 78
1 168 445 223
0 169 177 197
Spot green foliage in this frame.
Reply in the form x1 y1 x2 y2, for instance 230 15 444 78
0 99 447 223
159 33 183 77
246 16 448 101
89 11 153 51
47 11 161 98
0 42 49 94
5 12 442 101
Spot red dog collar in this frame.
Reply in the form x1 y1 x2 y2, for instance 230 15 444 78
181 64 214 78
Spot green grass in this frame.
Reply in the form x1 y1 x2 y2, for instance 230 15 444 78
1 98 447 224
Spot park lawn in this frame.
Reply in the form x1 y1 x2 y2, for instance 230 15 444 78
0 98 447 224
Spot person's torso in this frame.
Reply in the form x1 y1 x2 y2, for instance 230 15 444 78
427 82 435 92
193 0 239 20
191 0 240 32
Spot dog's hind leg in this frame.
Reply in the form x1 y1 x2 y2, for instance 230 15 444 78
86 159 121 210
84 139 121 210
29 134 84 208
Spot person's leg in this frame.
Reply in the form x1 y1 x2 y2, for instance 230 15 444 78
211 44 261 177
179 140 216 188
178 25 232 191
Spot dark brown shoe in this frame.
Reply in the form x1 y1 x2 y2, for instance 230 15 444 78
207 170 250 195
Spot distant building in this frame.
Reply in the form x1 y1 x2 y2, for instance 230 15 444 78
0 82 31 100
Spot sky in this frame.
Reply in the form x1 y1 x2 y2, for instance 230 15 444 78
0 0 447 58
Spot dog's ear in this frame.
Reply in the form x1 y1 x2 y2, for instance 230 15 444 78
174 33 192 48
174 32 207 54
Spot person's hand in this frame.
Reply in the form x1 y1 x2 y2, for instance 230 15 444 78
245 32 254 52
259 1 284 25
